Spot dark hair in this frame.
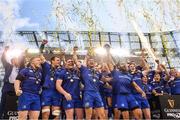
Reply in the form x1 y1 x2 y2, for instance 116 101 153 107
141 75 148 79
51 56 59 62
136 66 142 71
154 72 160 76
66 58 74 63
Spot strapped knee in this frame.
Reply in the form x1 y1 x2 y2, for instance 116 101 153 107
52 110 60 116
42 108 50 113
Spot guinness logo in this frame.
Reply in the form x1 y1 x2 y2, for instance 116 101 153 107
168 99 175 108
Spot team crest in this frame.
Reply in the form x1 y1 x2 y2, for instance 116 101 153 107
121 103 125 107
23 105 26 109
85 102 90 108
67 104 71 108
42 102 45 106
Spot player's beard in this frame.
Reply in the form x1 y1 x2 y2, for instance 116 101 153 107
66 64 74 69
34 63 41 69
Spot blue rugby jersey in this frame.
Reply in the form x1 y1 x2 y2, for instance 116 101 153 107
101 71 112 96
150 80 165 94
111 70 133 94
17 67 42 94
56 68 81 99
169 77 180 95
79 65 102 92
42 62 62 89
147 70 155 83
131 72 144 94
142 83 153 99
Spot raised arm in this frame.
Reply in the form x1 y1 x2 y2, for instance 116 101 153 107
176 71 180 78
155 60 170 81
72 46 82 68
99 62 113 82
39 54 46 64
106 53 115 72
83 55 89 67
60 50 66 66
107 53 115 66
1 46 10 67
39 40 48 53
141 49 150 74
160 64 170 77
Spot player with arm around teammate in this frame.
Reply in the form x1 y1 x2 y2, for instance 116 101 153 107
40 55 62 120
106 55 146 120
56 57 84 120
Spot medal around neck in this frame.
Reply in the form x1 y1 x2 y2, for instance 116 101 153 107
70 79 74 82
36 81 39 84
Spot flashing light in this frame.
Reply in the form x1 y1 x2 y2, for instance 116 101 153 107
110 48 130 57
6 49 23 63
6 49 23 58
95 47 106 56
162 61 166 65
77 50 87 55
134 51 148 55
27 48 40 54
